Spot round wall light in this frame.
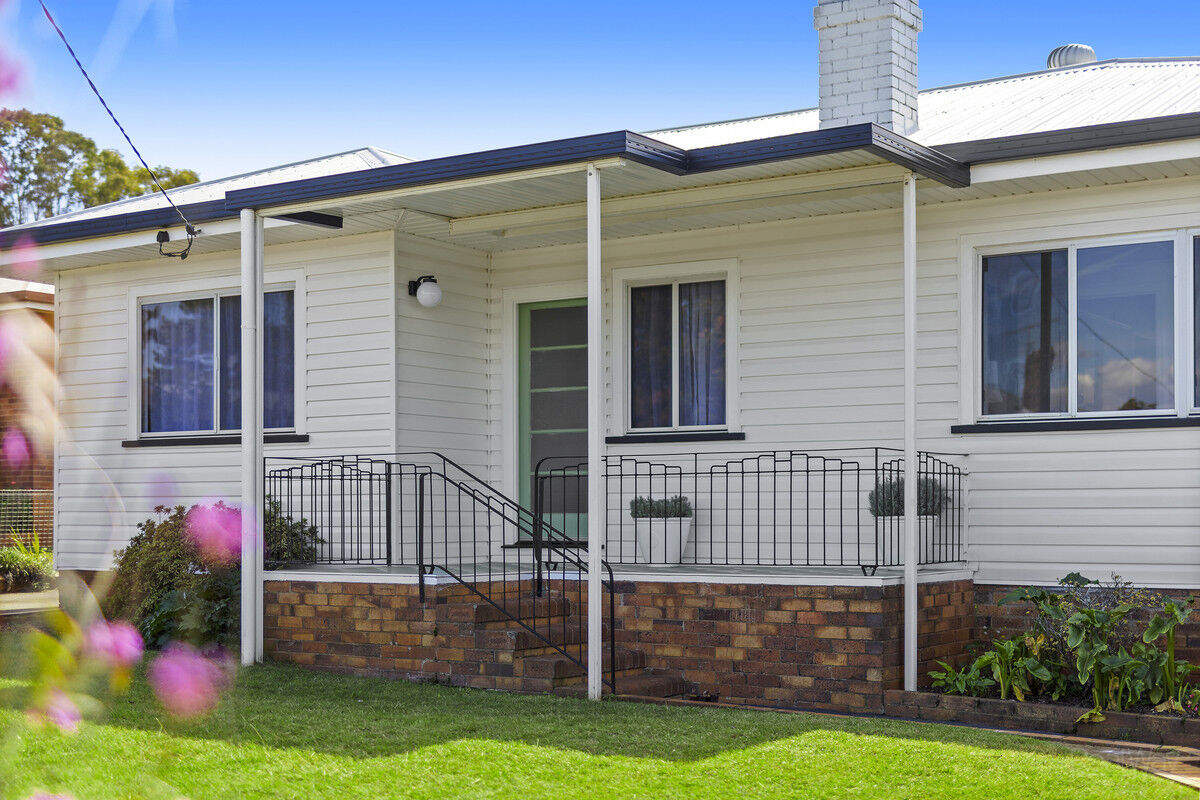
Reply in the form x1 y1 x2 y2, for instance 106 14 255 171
407 275 442 308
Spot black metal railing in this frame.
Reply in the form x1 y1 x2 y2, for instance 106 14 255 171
265 453 617 692
533 447 965 575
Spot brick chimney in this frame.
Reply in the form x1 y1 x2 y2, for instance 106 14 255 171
813 0 921 134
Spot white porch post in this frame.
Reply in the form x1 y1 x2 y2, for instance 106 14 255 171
585 163 603 700
902 172 918 691
239 208 264 666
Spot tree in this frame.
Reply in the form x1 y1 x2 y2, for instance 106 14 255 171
0 109 199 227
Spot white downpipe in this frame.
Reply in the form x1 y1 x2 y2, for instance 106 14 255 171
902 173 918 692
585 163 603 700
239 208 262 666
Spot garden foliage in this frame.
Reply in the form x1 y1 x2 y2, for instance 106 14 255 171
0 532 54 591
629 496 693 519
931 573 1197 721
104 499 319 650
866 476 947 517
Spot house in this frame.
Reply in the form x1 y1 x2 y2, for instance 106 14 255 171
5 0 1200 711
0 278 54 549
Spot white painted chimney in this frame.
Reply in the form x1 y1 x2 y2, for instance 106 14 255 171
813 0 922 134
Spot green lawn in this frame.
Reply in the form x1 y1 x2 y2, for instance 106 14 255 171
0 662 1189 800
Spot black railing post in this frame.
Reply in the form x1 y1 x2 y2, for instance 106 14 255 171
533 473 544 598
385 463 393 567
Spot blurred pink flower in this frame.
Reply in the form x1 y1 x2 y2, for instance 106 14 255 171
30 690 80 734
148 643 229 719
0 53 21 95
147 471 179 508
185 501 242 564
3 428 30 467
83 620 143 668
10 235 40 280
26 793 75 800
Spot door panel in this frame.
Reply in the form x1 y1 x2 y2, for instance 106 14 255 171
519 298 587 540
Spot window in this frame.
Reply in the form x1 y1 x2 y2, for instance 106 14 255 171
980 239 1178 418
141 290 295 434
629 279 726 429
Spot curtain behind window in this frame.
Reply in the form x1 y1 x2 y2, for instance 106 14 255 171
141 299 214 432
218 291 295 429
630 285 672 428
679 280 726 426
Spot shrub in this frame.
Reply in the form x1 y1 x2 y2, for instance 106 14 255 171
629 496 692 519
867 477 947 517
0 532 54 591
263 496 321 564
930 659 994 697
106 499 320 650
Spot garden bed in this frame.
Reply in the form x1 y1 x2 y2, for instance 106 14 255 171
884 690 1200 747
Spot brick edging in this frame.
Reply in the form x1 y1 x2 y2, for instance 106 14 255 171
884 689 1200 747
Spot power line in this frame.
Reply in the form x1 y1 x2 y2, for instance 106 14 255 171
38 0 198 258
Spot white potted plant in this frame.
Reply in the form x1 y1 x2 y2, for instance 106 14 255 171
866 476 948 565
629 495 694 565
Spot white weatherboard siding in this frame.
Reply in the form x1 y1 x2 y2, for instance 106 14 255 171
55 232 396 571
394 233 489 472
488 175 1200 588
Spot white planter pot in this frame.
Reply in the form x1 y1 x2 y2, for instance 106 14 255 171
872 514 939 562
633 517 694 565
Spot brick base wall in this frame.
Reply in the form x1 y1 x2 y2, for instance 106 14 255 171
262 575 976 713
611 578 974 712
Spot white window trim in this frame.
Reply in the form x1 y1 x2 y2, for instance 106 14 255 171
610 259 739 435
962 227 1192 423
126 269 306 440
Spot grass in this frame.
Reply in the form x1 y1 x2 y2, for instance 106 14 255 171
0 661 1191 800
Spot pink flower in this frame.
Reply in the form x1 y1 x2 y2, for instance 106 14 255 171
10 235 39 279
26 793 75 800
30 690 80 734
3 428 29 467
147 471 179 508
83 620 143 668
0 53 21 96
185 501 242 564
148 643 228 719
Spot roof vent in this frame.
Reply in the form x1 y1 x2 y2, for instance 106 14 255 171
1047 43 1097 69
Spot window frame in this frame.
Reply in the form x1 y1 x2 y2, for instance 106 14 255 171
973 230 1191 422
128 270 305 440
611 259 739 435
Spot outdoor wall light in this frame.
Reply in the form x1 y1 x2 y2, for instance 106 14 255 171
408 275 442 308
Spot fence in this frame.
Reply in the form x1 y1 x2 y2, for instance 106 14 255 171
0 488 52 550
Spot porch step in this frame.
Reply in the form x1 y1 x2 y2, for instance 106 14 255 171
439 595 571 625
476 621 588 653
519 649 647 682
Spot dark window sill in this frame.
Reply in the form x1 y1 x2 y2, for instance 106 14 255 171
605 431 746 444
122 433 310 448
951 417 1200 434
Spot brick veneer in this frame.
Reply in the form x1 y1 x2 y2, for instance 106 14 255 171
264 575 975 712
611 578 974 712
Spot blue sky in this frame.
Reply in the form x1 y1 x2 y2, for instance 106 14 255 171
5 0 1200 180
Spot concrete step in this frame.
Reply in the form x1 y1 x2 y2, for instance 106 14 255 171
476 622 587 653
469 595 572 625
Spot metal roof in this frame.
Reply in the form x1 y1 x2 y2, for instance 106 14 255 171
4 146 408 233
649 58 1200 149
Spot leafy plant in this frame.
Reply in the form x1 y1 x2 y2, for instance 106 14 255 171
263 496 322 564
1143 599 1195 712
629 496 693 519
0 531 54 591
930 659 995 697
866 477 947 517
975 637 1052 701
1065 603 1135 722
106 500 318 649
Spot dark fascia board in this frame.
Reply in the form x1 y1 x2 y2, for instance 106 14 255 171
938 111 1200 165
225 130 688 211
8 125 969 248
0 199 231 248
687 123 971 188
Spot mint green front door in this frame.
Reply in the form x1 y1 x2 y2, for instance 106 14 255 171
518 298 587 540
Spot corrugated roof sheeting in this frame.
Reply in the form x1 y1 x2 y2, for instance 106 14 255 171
651 59 1200 150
